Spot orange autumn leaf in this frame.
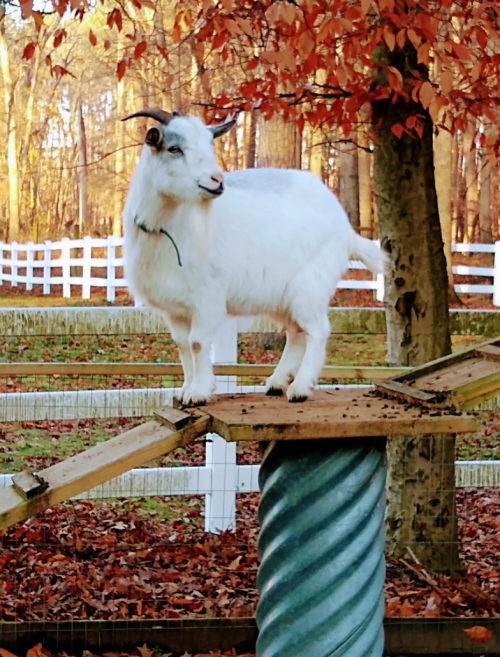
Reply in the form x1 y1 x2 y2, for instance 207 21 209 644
298 30 315 59
134 40 147 59
89 29 97 46
22 42 36 60
391 123 404 138
419 80 435 109
464 626 493 643
0 649 20 657
387 66 403 93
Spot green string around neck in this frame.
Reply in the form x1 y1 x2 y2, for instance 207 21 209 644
134 215 182 267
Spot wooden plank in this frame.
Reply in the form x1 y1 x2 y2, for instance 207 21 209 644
413 357 486 391
0 415 210 531
154 405 196 430
12 471 49 499
204 391 476 442
383 336 500 386
0 362 409 380
475 344 500 362
375 379 440 404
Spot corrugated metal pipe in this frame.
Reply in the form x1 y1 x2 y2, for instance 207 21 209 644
257 439 387 657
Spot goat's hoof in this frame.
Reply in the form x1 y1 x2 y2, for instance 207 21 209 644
288 394 308 403
266 387 284 397
286 382 312 403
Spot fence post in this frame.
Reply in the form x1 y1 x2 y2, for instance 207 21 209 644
61 237 71 298
376 271 385 302
204 317 239 533
11 242 18 287
26 242 34 291
374 239 384 302
43 241 52 295
107 235 116 303
494 242 500 307
82 235 92 299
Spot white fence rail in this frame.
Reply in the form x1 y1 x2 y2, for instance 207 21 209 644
2 237 499 304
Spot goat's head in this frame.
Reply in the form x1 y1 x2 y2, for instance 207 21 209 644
122 109 236 202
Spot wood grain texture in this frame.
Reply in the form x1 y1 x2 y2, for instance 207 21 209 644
0 362 409 379
201 391 476 442
0 416 209 531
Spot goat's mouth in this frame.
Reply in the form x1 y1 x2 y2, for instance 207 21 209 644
199 184 224 197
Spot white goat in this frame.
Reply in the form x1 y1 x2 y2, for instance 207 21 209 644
122 108 386 406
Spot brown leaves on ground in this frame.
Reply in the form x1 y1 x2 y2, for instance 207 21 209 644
1 646 255 657
385 488 500 618
0 495 260 621
2 489 500 621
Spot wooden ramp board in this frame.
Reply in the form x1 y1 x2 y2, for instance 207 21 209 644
376 336 500 408
0 413 210 531
195 390 476 442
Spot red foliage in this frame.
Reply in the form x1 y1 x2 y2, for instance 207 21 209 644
1 488 500 622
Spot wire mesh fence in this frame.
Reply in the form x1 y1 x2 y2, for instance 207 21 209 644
0 328 499 657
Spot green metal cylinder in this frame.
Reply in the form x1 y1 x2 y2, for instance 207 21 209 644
256 439 386 657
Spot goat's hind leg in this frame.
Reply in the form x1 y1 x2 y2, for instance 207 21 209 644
286 313 330 403
265 324 306 396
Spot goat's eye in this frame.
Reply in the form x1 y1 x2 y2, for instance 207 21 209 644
168 145 183 154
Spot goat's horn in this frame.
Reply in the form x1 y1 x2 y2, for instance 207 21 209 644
121 108 173 125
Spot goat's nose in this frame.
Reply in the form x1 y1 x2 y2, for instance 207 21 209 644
211 173 224 186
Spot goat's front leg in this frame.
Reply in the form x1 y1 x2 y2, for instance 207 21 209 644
167 314 194 404
182 309 224 407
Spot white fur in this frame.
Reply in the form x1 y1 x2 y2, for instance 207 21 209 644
123 114 387 405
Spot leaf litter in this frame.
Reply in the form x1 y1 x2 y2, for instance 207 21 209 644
1 489 500 622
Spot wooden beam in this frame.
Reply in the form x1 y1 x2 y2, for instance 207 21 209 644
12 471 49 499
475 345 500 362
383 336 500 386
0 362 409 379
375 379 441 405
0 415 210 531
154 405 197 431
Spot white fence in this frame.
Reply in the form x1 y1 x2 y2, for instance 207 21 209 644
0 314 499 534
2 236 499 304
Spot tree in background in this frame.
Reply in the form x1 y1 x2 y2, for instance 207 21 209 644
160 0 500 573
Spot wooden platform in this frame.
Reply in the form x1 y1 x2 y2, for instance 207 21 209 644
377 337 500 409
180 390 476 442
0 390 477 531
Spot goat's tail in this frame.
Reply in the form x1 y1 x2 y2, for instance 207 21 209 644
349 232 388 274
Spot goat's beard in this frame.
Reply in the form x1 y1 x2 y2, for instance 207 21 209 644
189 202 213 259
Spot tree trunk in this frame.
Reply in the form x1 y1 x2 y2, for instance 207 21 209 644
258 113 299 168
372 43 458 574
463 124 478 243
0 13 20 241
385 435 461 574
339 139 360 229
434 126 461 304
113 74 125 237
358 106 372 238
451 131 460 242
77 102 89 232
309 126 325 179
479 126 492 244
244 109 257 168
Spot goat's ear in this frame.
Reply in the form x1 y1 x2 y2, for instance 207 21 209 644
208 119 237 139
145 127 163 149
